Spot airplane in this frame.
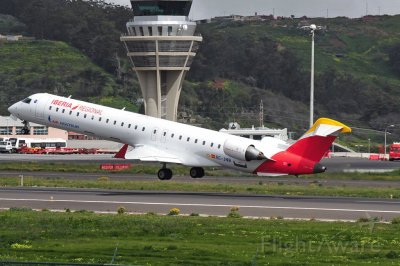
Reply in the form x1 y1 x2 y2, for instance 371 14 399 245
8 93 351 180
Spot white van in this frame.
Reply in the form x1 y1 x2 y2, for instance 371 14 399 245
0 141 13 153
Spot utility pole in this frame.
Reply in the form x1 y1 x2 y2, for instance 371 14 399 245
310 25 316 128
259 100 264 128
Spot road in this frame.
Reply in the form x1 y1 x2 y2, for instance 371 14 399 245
0 187 399 221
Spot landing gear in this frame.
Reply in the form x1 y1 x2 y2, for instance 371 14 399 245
190 167 205 179
21 120 30 135
158 163 172 180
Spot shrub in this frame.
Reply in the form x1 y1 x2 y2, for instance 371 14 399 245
65 208 71 213
167 245 178 250
227 211 242 218
230 206 239 212
117 206 126 215
391 217 400 224
168 208 180 216
386 250 399 259
190 213 200 217
9 207 32 212
98 176 110 182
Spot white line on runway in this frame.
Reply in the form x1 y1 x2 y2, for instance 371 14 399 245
1 198 400 214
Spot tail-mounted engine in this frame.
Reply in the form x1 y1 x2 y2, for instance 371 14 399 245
223 139 267 161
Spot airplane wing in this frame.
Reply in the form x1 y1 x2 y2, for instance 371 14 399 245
115 144 182 164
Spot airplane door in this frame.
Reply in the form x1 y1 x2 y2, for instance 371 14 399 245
151 128 159 141
34 98 46 120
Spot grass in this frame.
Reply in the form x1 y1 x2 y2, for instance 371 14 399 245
0 209 399 265
0 175 399 199
0 162 399 198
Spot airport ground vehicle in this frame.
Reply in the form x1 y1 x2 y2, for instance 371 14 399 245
389 143 400 161
0 140 13 153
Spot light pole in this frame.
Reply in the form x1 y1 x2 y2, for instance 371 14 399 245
384 125 395 159
368 138 371 153
5 118 9 138
309 24 317 128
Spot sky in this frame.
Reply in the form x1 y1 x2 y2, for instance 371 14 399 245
107 0 400 20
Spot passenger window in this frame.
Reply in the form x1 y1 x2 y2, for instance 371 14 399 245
77 112 80 117
128 124 131 129
135 125 138 130
84 114 87 118
203 141 206 145
211 143 214 147
106 119 109 123
187 137 190 142
218 144 221 149
69 111 72 115
34 99 38 103
121 122 124 127
62 109 65 114
179 136 182 140
49 106 52 110
163 132 166 136
56 108 59 112
142 127 145 131
171 134 175 138
195 139 198 144
153 129 157 134
99 117 102 122
91 115 95 120
114 121 117 125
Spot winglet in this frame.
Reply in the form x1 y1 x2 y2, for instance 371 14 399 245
114 144 129 159
305 118 351 135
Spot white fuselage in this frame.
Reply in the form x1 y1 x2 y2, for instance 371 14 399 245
9 93 286 174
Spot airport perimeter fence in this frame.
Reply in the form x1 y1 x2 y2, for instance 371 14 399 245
0 262 130 266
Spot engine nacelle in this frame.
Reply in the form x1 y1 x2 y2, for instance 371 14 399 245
223 139 267 161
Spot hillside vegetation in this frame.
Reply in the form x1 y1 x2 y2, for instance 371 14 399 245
0 0 399 136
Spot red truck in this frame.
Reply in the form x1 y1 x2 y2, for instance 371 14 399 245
389 143 400 161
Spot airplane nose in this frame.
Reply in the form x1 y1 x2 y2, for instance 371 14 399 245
8 103 18 114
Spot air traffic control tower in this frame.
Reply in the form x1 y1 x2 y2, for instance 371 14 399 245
121 0 202 121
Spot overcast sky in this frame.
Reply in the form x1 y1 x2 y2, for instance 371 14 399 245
107 0 400 20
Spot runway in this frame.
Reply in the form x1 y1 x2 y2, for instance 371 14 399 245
1 187 399 221
0 154 399 173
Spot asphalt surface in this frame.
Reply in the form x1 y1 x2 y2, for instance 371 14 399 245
0 154 399 173
1 187 399 221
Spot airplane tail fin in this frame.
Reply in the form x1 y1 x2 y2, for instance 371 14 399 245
287 118 351 163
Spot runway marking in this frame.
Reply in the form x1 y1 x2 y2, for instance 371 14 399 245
0 198 400 214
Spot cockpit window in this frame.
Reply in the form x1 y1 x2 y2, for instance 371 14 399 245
22 98 32 104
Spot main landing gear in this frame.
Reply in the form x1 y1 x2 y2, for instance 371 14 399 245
157 164 205 180
190 167 205 179
158 163 172 181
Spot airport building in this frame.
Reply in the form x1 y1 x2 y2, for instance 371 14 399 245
121 0 202 121
0 116 68 140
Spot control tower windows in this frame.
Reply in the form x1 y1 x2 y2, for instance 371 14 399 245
131 1 192 16
158 26 163 36
168 26 173 36
139 27 144 36
148 27 153 36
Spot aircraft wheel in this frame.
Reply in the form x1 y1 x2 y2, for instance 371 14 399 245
190 167 205 178
158 168 172 180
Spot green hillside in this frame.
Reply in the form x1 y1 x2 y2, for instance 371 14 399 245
0 0 399 138
0 40 139 113
190 16 400 131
